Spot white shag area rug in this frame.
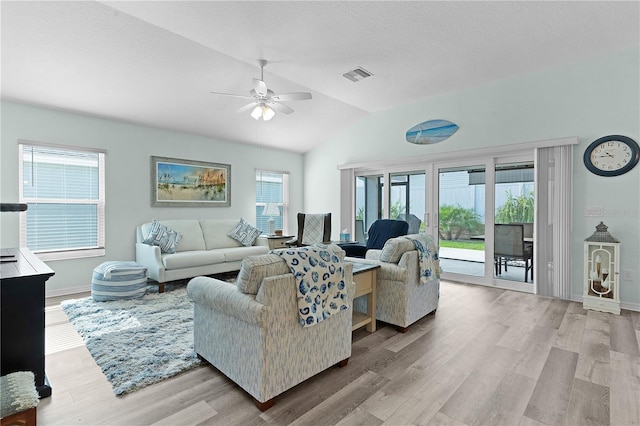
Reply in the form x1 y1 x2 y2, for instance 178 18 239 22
61 285 202 396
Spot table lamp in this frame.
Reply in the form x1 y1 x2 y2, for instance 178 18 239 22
262 203 280 236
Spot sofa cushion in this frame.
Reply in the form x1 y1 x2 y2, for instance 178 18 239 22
236 254 290 295
227 218 262 247
380 236 416 263
200 219 245 250
162 250 225 270
219 246 269 263
142 220 183 254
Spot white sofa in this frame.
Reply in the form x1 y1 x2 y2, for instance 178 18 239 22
136 219 269 291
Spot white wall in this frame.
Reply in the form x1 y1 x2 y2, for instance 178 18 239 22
304 47 640 308
1 102 304 296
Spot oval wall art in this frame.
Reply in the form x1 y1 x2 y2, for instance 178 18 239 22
405 119 459 145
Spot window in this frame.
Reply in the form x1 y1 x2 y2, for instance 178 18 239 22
19 142 106 260
255 170 289 234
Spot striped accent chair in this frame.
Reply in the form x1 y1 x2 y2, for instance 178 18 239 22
187 244 354 411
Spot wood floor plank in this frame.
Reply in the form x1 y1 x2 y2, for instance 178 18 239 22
510 325 557 380
440 345 520 425
575 328 611 387
537 298 570 330
609 350 640 426
287 370 389 426
563 378 610 426
553 312 587 353
426 411 468 426
472 372 537 426
523 347 579 425
381 367 469 426
151 400 217 426
443 322 509 376
334 407 383 426
359 342 457 420
610 315 640 356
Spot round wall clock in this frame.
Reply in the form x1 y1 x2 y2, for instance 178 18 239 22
583 135 639 177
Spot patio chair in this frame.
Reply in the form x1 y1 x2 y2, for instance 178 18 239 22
396 213 422 234
494 223 533 282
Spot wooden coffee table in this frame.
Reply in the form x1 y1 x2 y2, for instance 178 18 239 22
348 261 379 332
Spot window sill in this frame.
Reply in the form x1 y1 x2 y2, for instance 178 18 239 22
35 248 105 262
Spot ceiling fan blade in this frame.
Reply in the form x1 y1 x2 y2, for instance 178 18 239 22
252 78 268 97
272 92 312 102
210 91 253 100
235 102 257 113
269 101 294 114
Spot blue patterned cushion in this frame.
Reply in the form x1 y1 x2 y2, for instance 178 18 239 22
228 218 262 247
142 220 182 253
91 261 148 302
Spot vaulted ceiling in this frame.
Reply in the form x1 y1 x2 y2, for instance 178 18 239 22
2 1 638 153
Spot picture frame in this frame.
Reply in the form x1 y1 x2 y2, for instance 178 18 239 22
151 156 231 207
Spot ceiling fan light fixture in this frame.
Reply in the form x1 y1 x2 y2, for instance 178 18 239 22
250 104 275 121
250 105 263 120
262 105 275 121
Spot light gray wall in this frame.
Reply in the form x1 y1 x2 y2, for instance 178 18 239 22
1 101 304 296
304 47 640 308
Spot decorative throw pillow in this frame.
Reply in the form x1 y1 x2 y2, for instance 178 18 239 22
143 220 182 254
379 237 415 263
228 218 262 247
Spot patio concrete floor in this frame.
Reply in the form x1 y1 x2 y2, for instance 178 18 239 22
439 247 534 283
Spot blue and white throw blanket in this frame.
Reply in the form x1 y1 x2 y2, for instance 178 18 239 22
403 234 441 285
272 244 349 327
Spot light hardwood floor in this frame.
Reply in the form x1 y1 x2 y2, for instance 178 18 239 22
40 281 640 425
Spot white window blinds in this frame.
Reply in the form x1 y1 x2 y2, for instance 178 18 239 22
19 142 106 260
255 170 289 234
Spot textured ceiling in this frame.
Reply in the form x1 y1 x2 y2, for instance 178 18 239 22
2 1 638 153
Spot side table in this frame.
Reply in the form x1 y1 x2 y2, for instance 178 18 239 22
256 235 294 250
348 261 379 332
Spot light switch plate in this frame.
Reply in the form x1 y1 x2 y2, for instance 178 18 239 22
584 207 603 217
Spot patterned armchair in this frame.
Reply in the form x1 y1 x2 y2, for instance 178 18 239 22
347 234 440 332
187 244 354 411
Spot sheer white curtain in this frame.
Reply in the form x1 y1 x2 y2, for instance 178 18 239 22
534 145 573 298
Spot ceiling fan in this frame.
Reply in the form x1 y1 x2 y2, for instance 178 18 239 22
210 59 312 121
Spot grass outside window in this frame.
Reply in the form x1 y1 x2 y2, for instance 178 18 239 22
438 240 485 251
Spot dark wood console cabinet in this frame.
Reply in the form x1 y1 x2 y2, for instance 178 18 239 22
1 247 55 398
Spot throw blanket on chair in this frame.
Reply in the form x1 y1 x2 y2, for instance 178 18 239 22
403 234 441 285
272 244 349 327
301 214 325 245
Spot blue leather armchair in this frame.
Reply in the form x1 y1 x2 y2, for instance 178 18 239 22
340 219 409 258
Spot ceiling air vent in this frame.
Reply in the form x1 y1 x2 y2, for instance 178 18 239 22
342 67 373 82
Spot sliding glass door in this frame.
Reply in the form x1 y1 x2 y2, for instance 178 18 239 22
354 174 383 243
437 165 486 279
389 172 426 234
433 156 535 291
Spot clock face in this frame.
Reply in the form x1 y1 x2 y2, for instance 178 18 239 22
584 135 640 176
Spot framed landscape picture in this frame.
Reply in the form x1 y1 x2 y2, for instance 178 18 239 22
151 156 231 207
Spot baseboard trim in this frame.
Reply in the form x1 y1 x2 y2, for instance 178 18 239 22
46 284 90 299
571 293 639 313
